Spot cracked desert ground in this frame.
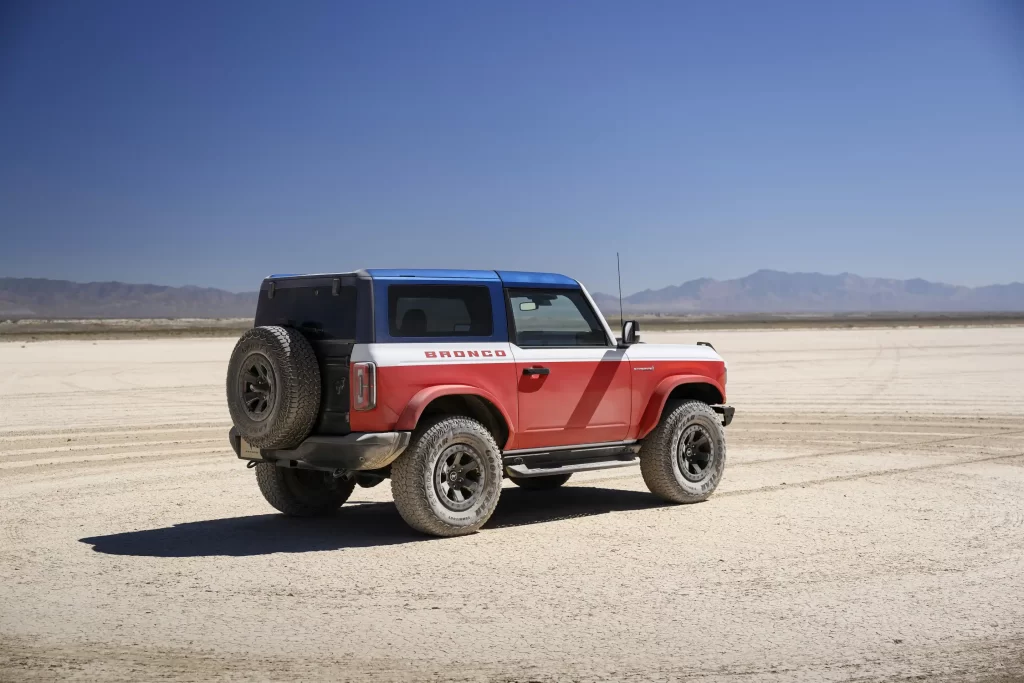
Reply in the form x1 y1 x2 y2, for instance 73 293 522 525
2 326 1023 682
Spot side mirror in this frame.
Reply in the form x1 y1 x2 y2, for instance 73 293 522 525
620 320 640 347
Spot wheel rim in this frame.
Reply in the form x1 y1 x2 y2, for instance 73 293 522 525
433 444 485 512
238 352 275 421
676 424 715 482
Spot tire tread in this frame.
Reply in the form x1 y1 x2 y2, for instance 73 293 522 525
639 400 726 504
226 325 320 449
390 416 502 537
255 462 355 516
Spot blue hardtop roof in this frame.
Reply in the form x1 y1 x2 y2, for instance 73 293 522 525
266 269 579 288
366 269 579 287
496 270 578 287
366 268 499 280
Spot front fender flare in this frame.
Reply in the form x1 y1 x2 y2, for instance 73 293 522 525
395 384 515 448
636 375 726 439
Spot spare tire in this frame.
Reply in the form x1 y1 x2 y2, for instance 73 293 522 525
226 326 320 449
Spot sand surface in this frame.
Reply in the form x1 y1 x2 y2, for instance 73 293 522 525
1 327 1023 681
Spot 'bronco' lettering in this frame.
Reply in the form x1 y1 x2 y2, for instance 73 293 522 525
421 348 516 360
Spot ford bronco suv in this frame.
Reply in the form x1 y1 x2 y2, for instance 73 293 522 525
226 269 733 537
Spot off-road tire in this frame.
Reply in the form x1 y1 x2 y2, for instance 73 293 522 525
255 463 356 516
640 400 726 504
390 416 503 537
508 473 572 490
226 325 320 449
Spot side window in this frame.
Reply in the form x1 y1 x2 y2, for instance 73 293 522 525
507 288 609 347
388 285 493 338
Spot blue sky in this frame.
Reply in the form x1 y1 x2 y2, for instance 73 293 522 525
1 0 1022 294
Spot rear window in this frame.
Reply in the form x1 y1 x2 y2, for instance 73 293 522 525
388 285 492 338
255 284 357 340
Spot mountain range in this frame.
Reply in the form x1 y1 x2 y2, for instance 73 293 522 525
591 270 1024 314
1 271 1022 319
0 278 257 319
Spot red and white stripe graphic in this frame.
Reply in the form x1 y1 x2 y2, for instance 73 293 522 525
349 342 726 451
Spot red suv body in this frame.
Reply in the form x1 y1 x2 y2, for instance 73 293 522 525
227 269 733 536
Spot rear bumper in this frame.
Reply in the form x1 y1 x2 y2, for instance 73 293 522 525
713 405 735 427
229 428 411 472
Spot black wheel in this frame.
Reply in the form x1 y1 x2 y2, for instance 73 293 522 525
390 416 503 537
255 463 356 516
226 326 320 449
639 401 726 504
508 473 572 490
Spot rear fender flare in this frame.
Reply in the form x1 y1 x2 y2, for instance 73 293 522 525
636 375 725 439
396 384 515 448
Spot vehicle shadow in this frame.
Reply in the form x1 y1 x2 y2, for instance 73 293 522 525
79 486 669 557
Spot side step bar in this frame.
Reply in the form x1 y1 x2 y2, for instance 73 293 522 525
502 440 641 478
505 458 638 478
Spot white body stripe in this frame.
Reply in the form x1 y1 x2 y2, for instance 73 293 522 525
352 341 723 367
511 345 627 363
352 342 516 368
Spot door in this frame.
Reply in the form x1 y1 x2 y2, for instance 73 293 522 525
506 288 631 450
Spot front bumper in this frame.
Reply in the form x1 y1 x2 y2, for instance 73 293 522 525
229 428 412 472
713 405 735 427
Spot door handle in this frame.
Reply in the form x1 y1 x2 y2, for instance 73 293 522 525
522 366 550 376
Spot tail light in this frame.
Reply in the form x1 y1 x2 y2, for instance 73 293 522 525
352 362 376 411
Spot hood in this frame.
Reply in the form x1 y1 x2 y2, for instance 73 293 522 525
625 343 724 364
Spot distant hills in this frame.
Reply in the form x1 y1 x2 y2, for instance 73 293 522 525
0 278 257 319
1 271 1022 319
592 270 1024 314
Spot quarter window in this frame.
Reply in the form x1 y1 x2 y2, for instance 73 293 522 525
388 285 493 338
507 289 608 347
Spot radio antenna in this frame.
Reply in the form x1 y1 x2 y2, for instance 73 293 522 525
616 252 624 326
